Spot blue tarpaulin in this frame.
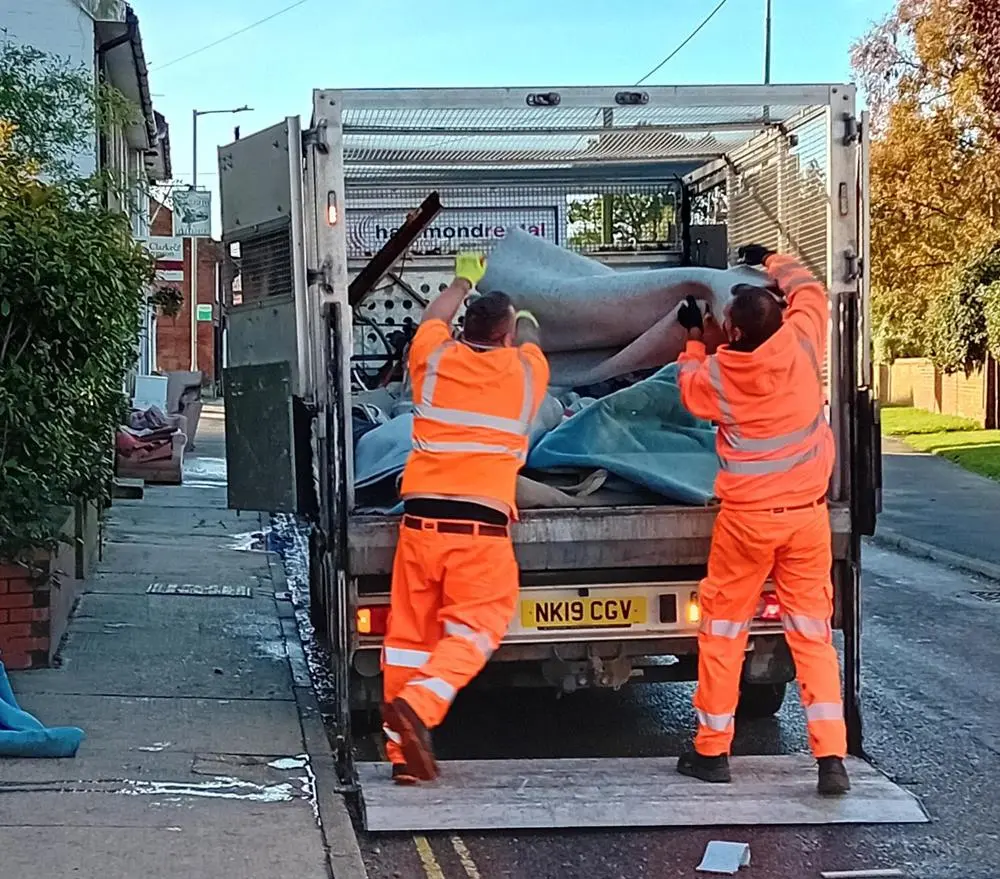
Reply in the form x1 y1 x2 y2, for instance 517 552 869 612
0 660 85 758
527 364 720 505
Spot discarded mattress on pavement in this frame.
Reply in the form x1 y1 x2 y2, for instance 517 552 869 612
0 660 85 758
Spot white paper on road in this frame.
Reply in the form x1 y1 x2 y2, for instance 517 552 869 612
696 841 751 874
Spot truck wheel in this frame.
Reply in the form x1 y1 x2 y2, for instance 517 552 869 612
737 681 787 718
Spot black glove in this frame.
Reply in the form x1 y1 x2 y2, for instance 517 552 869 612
677 295 704 331
737 243 776 267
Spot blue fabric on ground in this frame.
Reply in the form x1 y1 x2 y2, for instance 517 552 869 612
0 661 85 758
527 363 720 505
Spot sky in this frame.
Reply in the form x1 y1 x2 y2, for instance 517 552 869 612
133 0 898 231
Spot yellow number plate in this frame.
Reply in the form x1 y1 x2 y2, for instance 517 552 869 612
520 596 647 630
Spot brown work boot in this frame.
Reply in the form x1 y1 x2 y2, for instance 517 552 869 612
677 750 732 783
386 697 438 782
391 763 419 786
817 756 851 796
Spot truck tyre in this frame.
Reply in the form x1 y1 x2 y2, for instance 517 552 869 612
736 681 787 718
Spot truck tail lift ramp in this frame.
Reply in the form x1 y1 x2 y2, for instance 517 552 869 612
216 84 921 834
357 756 926 832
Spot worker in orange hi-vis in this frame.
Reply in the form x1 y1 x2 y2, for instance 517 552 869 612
381 251 549 784
674 243 850 797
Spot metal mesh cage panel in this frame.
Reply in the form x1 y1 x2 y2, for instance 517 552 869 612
725 109 829 281
224 224 294 306
341 102 816 176
345 181 683 259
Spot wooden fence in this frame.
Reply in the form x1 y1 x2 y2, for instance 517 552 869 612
876 356 999 428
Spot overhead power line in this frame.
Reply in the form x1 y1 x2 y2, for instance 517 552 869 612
153 0 313 71
635 0 733 85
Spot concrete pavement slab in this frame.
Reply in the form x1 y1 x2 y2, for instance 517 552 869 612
12 694 306 757
97 541 275 577
0 798 329 879
14 647 293 700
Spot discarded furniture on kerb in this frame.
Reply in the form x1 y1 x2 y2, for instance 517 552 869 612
165 370 205 451
115 375 186 485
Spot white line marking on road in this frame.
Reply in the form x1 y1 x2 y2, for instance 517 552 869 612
450 836 483 879
414 835 446 879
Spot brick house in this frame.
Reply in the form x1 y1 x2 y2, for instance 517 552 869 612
3 0 172 375
149 199 222 385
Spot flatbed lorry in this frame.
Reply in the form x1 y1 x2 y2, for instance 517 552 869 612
216 84 895 831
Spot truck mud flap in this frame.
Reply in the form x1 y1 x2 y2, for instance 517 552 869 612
356 755 926 832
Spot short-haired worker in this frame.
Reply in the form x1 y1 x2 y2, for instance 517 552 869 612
675 243 850 797
381 252 549 784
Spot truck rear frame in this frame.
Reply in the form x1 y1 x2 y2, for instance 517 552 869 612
216 84 879 784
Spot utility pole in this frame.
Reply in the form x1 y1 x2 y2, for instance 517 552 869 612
762 0 773 125
189 106 251 372
764 0 772 85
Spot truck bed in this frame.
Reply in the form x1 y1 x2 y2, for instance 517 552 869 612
347 502 852 576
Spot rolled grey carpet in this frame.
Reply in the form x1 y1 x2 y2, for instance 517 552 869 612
479 228 768 386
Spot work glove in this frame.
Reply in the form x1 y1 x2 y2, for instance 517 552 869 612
455 251 487 287
736 243 776 267
677 295 705 332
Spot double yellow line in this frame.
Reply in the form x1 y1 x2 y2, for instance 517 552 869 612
414 835 482 879
371 732 484 878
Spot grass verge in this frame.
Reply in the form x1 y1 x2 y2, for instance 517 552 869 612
881 406 1000 481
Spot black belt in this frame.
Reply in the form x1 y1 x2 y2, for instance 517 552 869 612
403 515 509 538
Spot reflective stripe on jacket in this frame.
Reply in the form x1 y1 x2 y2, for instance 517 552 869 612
399 320 550 516
677 254 835 509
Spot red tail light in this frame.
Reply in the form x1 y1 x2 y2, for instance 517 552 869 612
755 591 782 622
356 604 390 636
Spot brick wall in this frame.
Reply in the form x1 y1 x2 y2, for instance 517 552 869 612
150 202 220 383
0 564 53 670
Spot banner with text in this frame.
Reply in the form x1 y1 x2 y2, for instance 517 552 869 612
346 206 559 258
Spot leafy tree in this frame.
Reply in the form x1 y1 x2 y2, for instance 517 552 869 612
929 244 1000 373
851 0 1000 361
567 192 677 249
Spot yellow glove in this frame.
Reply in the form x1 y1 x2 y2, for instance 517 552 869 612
455 251 487 286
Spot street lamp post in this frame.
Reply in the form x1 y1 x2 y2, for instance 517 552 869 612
189 105 251 372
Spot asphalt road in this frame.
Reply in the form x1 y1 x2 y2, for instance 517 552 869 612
350 545 1000 879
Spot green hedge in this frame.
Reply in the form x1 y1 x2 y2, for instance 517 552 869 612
0 44 154 560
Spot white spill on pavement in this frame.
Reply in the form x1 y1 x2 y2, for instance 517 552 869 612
268 756 308 770
119 776 295 803
183 456 228 483
137 742 172 752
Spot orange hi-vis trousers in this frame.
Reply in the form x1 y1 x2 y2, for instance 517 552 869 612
693 502 847 759
381 516 519 765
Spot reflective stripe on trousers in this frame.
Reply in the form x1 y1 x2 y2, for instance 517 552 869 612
782 613 832 642
406 676 457 703
696 708 734 732
444 620 495 660
804 702 842 722
383 646 432 669
700 618 750 639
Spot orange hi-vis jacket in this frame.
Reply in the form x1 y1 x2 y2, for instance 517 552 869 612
677 254 834 510
399 319 550 516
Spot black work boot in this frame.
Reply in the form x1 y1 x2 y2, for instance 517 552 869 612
677 750 732 783
817 756 851 796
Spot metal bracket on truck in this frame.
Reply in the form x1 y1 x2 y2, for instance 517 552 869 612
216 84 922 832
